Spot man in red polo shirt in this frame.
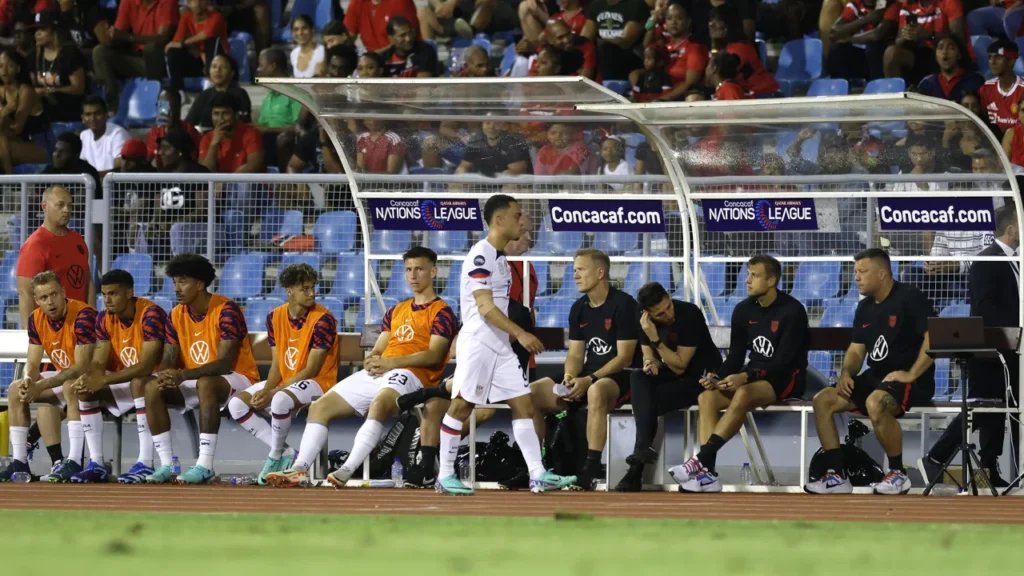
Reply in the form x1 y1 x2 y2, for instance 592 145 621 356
198 92 265 173
345 0 419 52
16 185 93 328
92 0 178 117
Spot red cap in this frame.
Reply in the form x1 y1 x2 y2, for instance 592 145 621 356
120 139 148 159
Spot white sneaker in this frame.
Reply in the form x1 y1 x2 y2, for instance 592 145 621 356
679 468 722 493
873 470 912 495
668 456 704 485
804 470 853 494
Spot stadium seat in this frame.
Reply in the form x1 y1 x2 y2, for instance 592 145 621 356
13 163 44 175
158 275 176 299
330 253 372 303
314 211 358 255
220 253 267 300
50 121 86 138
117 78 162 128
933 358 954 400
553 263 579 297
808 350 833 376
230 37 251 82
939 302 970 318
364 297 399 326
244 298 284 332
150 296 173 313
272 253 322 297
383 262 415 300
775 130 820 163
697 261 726 298
220 209 246 257
603 80 631 96
789 261 841 304
499 44 517 77
112 253 153 296
371 230 413 253
318 296 346 326
170 223 207 256
594 232 638 254
624 262 673 296
441 263 462 298
971 36 994 78
806 78 849 97
431 230 469 254
820 301 854 327
535 297 573 328
708 297 735 326
0 251 18 301
863 78 906 95
532 261 550 296
755 39 767 64
728 264 749 300
279 210 304 237
533 227 584 255
314 0 332 30
775 39 823 95
5 215 20 247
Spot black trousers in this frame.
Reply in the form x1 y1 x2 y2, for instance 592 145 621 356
630 370 703 454
166 39 225 92
596 42 643 81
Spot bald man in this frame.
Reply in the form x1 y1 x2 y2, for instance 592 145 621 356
17 186 94 328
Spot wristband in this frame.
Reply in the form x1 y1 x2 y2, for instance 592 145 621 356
650 339 662 349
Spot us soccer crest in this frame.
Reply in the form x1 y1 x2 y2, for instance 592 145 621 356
605 318 612 330
889 315 897 328
771 320 779 333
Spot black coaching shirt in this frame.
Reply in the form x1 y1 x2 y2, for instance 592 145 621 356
637 299 722 379
569 287 641 374
852 281 936 387
720 291 810 383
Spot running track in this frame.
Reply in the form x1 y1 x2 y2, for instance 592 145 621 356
2 485 1024 524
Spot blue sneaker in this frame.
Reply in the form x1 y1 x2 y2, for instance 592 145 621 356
117 462 155 484
435 474 474 496
529 469 576 494
71 460 110 483
145 464 175 484
175 465 216 485
47 459 82 483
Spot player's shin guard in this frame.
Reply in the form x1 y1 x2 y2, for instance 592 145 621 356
135 398 153 467
439 415 463 479
293 422 328 472
80 401 104 463
512 419 546 479
269 391 296 460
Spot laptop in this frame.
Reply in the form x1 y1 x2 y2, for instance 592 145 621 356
928 316 992 354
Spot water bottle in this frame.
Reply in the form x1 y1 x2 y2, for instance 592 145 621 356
171 456 181 476
828 371 838 387
391 458 404 487
740 463 753 485
458 459 471 483
12 472 32 483
230 474 258 486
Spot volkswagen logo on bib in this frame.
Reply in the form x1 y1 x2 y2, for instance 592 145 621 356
285 347 300 370
870 336 889 361
119 347 139 367
189 341 211 364
588 337 612 356
752 336 774 357
395 323 415 343
50 349 70 369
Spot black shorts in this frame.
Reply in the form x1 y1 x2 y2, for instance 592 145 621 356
582 370 632 408
746 365 805 401
841 370 934 417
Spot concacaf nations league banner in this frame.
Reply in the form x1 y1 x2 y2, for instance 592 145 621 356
703 199 818 232
547 200 666 232
370 199 483 231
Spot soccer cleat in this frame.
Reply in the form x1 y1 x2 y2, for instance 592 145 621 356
71 460 110 483
145 464 175 484
38 460 65 482
570 459 601 491
917 457 944 486
498 469 529 491
47 459 82 483
175 465 216 485
325 466 354 489
679 468 722 493
529 469 576 494
667 456 704 485
280 449 296 472
117 462 155 484
804 470 853 494
0 458 31 482
626 447 658 466
265 467 310 488
402 464 436 489
614 463 644 492
873 470 911 495
435 474 474 496
257 457 283 486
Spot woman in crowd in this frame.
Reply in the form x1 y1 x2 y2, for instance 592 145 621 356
0 48 49 175
184 53 252 131
31 10 87 122
707 7 779 97
290 15 325 79
635 2 708 102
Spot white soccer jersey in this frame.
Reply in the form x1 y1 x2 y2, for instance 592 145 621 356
460 238 513 353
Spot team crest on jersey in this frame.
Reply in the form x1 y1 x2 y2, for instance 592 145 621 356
285 347 300 370
889 315 897 328
394 321 415 343
189 341 211 364
605 318 612 330
119 347 139 367
50 349 70 370
1014 103 1020 115
771 320 779 333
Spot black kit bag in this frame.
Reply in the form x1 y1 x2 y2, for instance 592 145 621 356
808 420 885 486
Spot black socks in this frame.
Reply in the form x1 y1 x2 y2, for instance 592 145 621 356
697 434 726 473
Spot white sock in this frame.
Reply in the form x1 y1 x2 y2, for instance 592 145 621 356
153 431 173 467
134 398 153 467
196 433 217 470
512 419 546 479
67 421 84 465
10 426 28 462
293 422 328 472
439 415 463 479
236 409 274 448
80 402 104 463
269 391 296 460
342 420 383 477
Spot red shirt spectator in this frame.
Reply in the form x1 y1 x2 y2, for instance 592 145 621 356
722 42 779 96
0 0 53 26
344 0 418 52
114 0 179 50
146 122 202 162
198 121 263 172
884 0 963 49
171 7 230 59
528 39 598 78
981 77 1024 132
840 0 887 32
536 124 593 175
356 128 406 173
548 8 587 36
713 79 747 100
663 36 709 86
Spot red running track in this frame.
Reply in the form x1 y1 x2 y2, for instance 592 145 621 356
2 484 1023 524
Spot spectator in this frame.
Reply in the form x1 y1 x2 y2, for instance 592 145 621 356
419 0 492 40
255 47 301 170
345 0 419 52
380 16 438 77
916 34 982 103
456 44 494 76
159 129 208 173
883 0 965 85
56 0 107 55
535 122 594 175
979 38 1024 137
92 0 178 116
198 92 264 173
29 10 86 122
356 119 406 174
455 116 531 177
545 19 597 80
323 43 358 78
213 0 269 52
637 2 708 101
529 44 584 76
635 138 664 175
164 0 229 93
943 117 986 172
357 51 385 78
0 48 49 175
79 95 128 176
39 130 100 187
184 53 251 130
520 0 586 46
16 183 93 328
118 138 155 173
825 0 892 82
289 14 324 79
707 7 779 97
599 135 636 191
288 125 345 174
706 51 747 100
12 20 34 61
582 0 649 80
146 89 201 165
690 0 756 45
321 20 354 49
632 44 673 101
1001 92 1024 167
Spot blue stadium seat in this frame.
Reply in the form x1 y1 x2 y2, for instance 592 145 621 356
221 209 246 257
244 298 284 332
112 253 153 296
230 37 251 82
806 78 849 97
728 264 749 300
384 262 415 300
314 0 332 29
6 215 22 249
933 358 954 400
170 223 206 256
318 296 346 326
553 263 579 297
13 163 44 175
708 297 736 326
755 39 767 64
279 210 304 237
158 275 176 299
431 230 469 255
371 230 412 253
864 78 906 94
697 261 727 297
118 78 162 128
330 253 371 303
0 251 19 301
594 232 638 254
939 302 970 318
821 301 855 327
775 130 820 163
314 211 358 255
220 253 267 300
624 262 673 296
789 261 841 304
532 261 550 296
535 297 573 328
808 350 833 376
260 208 286 241
970 35 994 77
441 263 462 298
603 80 631 96
364 297 400 326
150 296 173 313
272 253 322 297
775 39 823 95
533 227 584 255
50 121 85 137
499 44 517 77
0 362 17 395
